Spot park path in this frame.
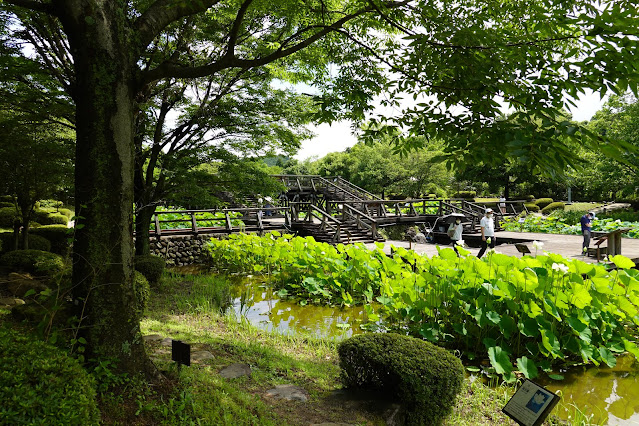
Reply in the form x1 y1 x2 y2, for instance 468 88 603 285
366 231 639 264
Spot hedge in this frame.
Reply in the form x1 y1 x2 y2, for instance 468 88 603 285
541 201 566 215
524 203 540 212
30 225 71 254
0 250 65 277
338 333 464 425
0 207 18 228
533 198 554 209
134 254 166 285
0 327 100 425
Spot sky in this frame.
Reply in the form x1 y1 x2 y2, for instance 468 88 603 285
294 89 608 161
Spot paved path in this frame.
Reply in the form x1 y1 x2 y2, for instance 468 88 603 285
366 231 639 264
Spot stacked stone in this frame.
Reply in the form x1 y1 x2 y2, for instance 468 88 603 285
148 234 228 266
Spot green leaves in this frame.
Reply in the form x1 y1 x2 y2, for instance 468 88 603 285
208 232 639 381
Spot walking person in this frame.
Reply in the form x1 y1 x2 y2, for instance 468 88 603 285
580 211 595 255
448 217 464 256
477 208 496 259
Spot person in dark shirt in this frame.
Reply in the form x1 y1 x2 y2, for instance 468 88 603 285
580 212 595 254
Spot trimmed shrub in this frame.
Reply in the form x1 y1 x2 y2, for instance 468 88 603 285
24 234 52 252
0 207 19 228
0 195 14 203
132 271 150 318
534 198 554 209
0 250 65 277
524 203 540 212
30 225 71 254
0 327 100 425
58 208 74 219
338 333 464 425
134 254 166 285
0 201 14 208
541 201 565 215
32 209 69 226
452 191 476 200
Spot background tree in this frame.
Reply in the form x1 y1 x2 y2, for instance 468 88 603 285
0 113 73 249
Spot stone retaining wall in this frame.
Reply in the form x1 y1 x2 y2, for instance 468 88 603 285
148 234 228 267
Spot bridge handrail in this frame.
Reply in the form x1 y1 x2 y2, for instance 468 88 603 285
342 204 379 239
312 176 366 201
333 176 382 201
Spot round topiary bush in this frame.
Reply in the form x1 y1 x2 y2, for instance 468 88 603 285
134 254 166 285
58 208 74 219
0 250 65 277
30 225 70 254
534 198 554 209
524 203 540 212
132 271 150 318
24 234 52 252
338 333 464 425
0 327 100 425
541 201 565 215
0 207 19 228
0 201 14 208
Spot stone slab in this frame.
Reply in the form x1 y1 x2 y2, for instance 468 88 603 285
264 384 307 402
219 363 251 379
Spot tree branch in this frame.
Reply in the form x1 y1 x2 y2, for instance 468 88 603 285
135 0 223 53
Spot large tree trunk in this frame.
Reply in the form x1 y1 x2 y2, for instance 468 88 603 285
62 2 151 376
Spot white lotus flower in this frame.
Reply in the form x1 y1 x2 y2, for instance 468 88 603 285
532 240 544 250
551 263 569 274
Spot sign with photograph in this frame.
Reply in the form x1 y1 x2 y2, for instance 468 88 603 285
502 379 560 426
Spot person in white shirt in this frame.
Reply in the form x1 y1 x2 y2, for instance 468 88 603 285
478 208 496 258
448 218 464 256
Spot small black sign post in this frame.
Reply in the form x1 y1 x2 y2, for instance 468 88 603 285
171 340 191 371
503 379 560 426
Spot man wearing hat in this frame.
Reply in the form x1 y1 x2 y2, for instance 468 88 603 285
580 211 595 254
478 208 496 258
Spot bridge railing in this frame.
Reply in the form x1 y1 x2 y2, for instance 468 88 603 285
148 207 291 237
341 204 380 240
291 201 350 244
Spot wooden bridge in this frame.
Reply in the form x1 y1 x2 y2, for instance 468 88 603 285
144 175 531 245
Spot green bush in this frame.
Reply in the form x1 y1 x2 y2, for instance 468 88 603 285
541 201 565 215
534 198 554 209
30 225 71 254
0 250 65 276
0 207 19 228
0 326 100 425
58 208 74 219
0 201 14 208
24 234 52 252
37 199 63 209
134 254 166 284
524 203 540 212
132 271 150 318
32 209 69 226
338 333 464 425
452 191 476 200
0 195 14 203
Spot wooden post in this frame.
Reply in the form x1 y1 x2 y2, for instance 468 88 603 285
190 212 198 235
225 212 232 230
154 214 162 237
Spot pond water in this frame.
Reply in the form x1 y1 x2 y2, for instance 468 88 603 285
175 267 639 424
229 276 368 339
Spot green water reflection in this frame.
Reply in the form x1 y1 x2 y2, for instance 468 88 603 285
538 356 639 425
230 276 368 339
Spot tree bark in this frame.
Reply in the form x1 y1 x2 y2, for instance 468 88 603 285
134 205 154 256
61 1 151 376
